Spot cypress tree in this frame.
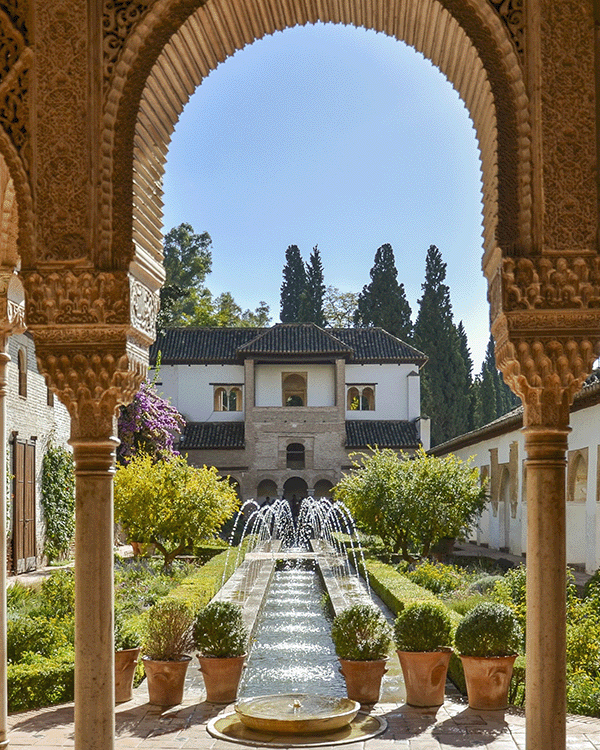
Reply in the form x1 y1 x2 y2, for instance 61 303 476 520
477 335 519 426
280 244 306 322
299 245 327 326
457 320 476 432
353 243 413 341
413 245 470 446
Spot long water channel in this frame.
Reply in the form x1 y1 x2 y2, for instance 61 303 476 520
238 559 347 698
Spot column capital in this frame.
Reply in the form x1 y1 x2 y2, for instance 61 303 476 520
490 253 600 429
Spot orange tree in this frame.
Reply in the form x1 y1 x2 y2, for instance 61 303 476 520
114 453 238 568
333 447 487 562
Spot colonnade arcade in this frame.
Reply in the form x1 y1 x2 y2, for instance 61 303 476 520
0 2 599 750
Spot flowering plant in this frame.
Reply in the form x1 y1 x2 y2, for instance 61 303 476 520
117 379 185 463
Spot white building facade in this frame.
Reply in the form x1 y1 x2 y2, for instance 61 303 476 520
431 374 600 573
151 323 429 502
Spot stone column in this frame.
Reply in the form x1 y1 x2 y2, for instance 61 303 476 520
0 272 25 749
494 304 600 750
23 267 156 750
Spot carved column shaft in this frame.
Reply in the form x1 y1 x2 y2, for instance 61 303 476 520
0 343 9 750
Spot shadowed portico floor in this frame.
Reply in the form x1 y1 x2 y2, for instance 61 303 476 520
8 681 600 749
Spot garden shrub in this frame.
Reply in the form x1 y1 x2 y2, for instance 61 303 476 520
468 574 504 594
331 604 392 661
405 561 465 595
7 647 74 712
394 602 452 652
7 615 69 663
490 565 527 631
38 569 75 619
7 581 37 614
455 602 522 657
567 672 600 718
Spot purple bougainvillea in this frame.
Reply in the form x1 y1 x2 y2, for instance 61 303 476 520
117 380 185 463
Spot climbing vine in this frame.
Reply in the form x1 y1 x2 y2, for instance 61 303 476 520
41 442 75 563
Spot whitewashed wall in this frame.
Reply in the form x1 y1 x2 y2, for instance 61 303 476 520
345 363 416 420
254 364 336 407
157 364 245 422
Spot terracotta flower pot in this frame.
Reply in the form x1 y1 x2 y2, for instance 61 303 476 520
115 647 140 703
397 647 452 707
197 654 247 703
338 658 388 704
143 655 191 706
460 654 517 710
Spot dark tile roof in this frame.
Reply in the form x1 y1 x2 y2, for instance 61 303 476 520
237 324 352 356
346 420 421 449
151 328 261 363
331 328 426 363
180 422 245 450
151 325 426 365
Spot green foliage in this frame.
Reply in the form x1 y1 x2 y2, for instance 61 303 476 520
114 453 239 568
455 602 522 657
142 599 194 661
40 442 75 563
468 574 504 594
334 447 486 561
394 602 452 652
489 565 527 632
413 244 471 445
7 615 70 663
353 243 412 342
280 244 307 322
114 608 142 651
39 569 75 619
331 604 392 661
472 335 519 429
567 672 600 717
298 245 326 326
194 601 248 657
7 647 74 712
7 581 37 613
406 561 465 595
323 286 359 328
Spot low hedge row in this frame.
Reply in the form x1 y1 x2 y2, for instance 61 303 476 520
8 648 75 713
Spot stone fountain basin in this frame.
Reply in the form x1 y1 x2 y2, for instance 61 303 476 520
234 694 361 734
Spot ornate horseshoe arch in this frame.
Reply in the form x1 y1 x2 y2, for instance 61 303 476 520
103 0 530 295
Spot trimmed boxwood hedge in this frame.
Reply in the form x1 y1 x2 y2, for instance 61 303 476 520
8 648 75 712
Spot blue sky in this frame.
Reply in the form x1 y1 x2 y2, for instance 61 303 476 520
162 22 490 367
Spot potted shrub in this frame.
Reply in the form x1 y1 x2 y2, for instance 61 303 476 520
394 602 453 707
194 600 248 703
142 599 194 706
331 603 392 704
114 612 141 703
454 601 522 710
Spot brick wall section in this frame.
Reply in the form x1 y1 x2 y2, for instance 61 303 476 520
7 332 71 567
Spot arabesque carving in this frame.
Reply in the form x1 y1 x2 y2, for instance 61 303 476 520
0 2 28 41
130 277 159 340
0 9 25 84
103 0 151 84
488 0 524 57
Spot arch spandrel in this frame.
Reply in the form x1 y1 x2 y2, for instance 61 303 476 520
104 0 529 286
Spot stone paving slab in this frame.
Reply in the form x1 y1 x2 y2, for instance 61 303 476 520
8 691 600 750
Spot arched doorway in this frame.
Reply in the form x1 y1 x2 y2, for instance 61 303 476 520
257 478 278 504
283 476 308 519
314 479 334 499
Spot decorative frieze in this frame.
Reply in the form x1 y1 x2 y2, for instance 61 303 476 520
103 0 151 85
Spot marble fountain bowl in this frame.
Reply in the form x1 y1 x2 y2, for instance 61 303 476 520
234 694 361 734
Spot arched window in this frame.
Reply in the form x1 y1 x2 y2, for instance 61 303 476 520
214 385 243 411
569 453 588 503
286 443 305 469
17 349 26 398
346 385 375 411
282 373 306 407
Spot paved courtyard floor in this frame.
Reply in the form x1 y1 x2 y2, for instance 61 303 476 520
8 677 600 750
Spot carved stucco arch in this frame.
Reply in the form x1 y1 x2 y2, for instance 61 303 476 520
104 0 529 289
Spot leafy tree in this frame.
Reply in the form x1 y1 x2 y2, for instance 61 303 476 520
117 377 185 464
114 453 239 568
183 290 271 328
473 335 519 428
280 244 307 322
334 447 487 562
41 441 75 563
158 223 212 330
413 245 470 446
298 245 326 326
353 243 412 342
323 286 359 328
